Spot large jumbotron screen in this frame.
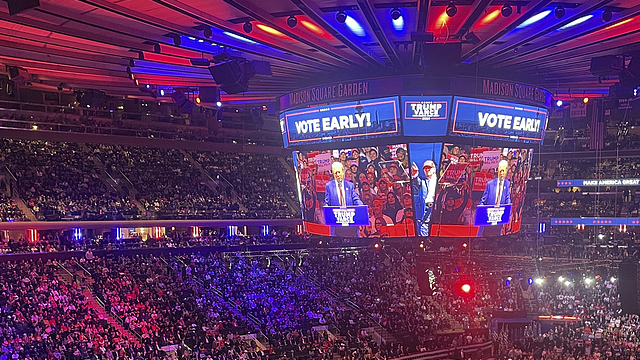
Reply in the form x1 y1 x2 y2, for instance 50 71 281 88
283 93 547 238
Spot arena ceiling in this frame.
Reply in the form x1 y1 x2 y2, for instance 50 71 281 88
1 0 640 104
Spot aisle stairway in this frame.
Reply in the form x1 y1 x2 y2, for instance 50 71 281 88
55 265 142 347
80 143 147 214
83 289 142 347
521 287 539 319
181 149 248 212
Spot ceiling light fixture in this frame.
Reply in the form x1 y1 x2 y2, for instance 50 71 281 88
390 8 402 20
555 5 565 19
446 2 457 17
602 8 613 22
336 11 347 24
501 4 513 17
287 15 298 28
243 21 253 33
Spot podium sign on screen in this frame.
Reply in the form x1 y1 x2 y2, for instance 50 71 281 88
323 206 370 227
475 205 512 226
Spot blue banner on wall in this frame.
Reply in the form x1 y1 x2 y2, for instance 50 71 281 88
281 97 400 147
475 205 512 226
557 179 640 187
402 96 451 136
552 218 640 226
450 97 548 143
324 206 370 226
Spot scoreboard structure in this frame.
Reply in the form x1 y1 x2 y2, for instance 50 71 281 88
278 76 551 238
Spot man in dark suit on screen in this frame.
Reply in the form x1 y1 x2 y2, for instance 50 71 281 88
478 159 511 237
480 160 511 206
324 162 364 207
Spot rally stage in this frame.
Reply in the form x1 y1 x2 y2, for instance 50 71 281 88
278 76 552 239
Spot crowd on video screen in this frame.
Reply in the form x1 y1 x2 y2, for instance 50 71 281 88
296 144 415 237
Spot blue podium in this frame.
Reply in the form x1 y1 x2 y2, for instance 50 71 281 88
475 204 512 226
323 205 370 227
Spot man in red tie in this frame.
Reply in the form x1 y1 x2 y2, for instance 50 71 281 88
324 162 364 207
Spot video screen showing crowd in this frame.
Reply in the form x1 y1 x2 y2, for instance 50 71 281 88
296 144 414 237
412 143 532 237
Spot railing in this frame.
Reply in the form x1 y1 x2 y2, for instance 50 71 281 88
391 340 493 360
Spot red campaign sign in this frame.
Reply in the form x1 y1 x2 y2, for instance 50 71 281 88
472 172 494 192
308 156 317 169
315 174 331 193
307 151 321 170
300 168 309 183
387 144 406 160
441 163 467 184
470 147 490 167
446 154 459 164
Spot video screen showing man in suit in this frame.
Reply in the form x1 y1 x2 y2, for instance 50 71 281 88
294 144 412 237
479 160 511 206
428 144 532 237
324 162 363 207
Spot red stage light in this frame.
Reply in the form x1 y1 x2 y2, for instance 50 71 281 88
462 242 468 248
461 284 471 293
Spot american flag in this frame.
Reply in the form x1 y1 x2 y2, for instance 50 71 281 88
590 99 604 150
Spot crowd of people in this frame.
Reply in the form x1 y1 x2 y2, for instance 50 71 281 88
0 139 139 221
0 241 636 360
0 192 26 222
0 259 166 360
0 139 298 221
496 270 631 360
93 144 231 219
80 252 410 359
191 151 296 219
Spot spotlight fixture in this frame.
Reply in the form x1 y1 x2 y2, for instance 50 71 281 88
501 4 513 17
446 2 457 17
243 21 253 33
555 5 565 19
556 99 563 107
390 7 402 20
287 15 297 28
203 26 213 38
602 8 612 22
336 10 347 24
583 96 589 104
